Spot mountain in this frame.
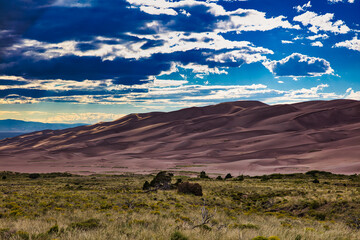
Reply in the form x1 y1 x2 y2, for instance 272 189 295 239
0 119 86 139
0 100 359 175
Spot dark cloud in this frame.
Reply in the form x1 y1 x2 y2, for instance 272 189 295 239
0 87 147 99
0 55 171 83
0 0 56 59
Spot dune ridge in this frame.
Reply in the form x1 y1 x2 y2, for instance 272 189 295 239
0 99 359 175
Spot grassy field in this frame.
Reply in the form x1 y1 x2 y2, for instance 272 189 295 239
0 171 359 240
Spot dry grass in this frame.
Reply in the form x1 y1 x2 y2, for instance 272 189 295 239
0 171 359 240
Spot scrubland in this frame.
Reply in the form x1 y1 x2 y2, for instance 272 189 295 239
0 171 359 240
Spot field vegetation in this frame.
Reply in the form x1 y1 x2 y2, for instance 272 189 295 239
0 171 359 240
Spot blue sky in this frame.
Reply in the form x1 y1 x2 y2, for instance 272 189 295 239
0 0 359 123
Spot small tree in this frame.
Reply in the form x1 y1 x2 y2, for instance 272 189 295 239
199 171 209 179
225 173 232 179
216 176 223 180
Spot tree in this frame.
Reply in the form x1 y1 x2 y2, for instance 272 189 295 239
225 173 232 179
199 171 209 179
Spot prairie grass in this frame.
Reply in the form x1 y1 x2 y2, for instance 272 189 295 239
0 171 359 239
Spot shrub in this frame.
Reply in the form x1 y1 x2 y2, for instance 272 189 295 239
199 171 209 179
225 173 232 179
170 231 188 240
175 178 182 186
312 179 320 184
142 181 150 190
70 218 100 230
149 171 172 189
29 173 40 179
216 176 223 180
261 175 270 181
234 175 244 181
1 176 6 180
177 182 203 196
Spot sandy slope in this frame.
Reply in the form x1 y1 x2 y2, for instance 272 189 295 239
0 99 359 175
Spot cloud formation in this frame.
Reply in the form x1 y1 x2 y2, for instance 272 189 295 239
293 11 350 34
335 36 360 52
263 53 334 78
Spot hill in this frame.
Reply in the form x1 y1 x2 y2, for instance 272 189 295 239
0 99 359 175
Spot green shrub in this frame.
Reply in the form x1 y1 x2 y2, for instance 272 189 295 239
234 175 244 181
216 176 223 180
149 171 172 189
170 231 188 240
70 218 100 230
225 173 233 179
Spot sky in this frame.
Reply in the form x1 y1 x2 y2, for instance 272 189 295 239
0 0 359 124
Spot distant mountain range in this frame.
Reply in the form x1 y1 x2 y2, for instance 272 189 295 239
0 100 359 175
0 119 86 139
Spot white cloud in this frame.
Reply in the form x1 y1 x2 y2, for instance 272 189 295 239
53 0 92 7
139 6 178 15
344 88 360 100
9 32 271 63
265 84 342 104
294 1 312 12
307 34 329 40
293 11 350 34
127 0 300 33
311 41 323 47
281 40 294 44
263 53 334 77
328 0 355 3
334 36 360 52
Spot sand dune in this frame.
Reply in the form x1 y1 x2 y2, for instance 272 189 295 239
0 99 359 175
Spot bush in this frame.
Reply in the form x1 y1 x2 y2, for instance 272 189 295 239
234 175 244 181
225 173 232 179
199 171 209 179
177 182 203 196
175 178 182 186
313 179 320 184
170 231 188 240
216 176 223 180
1 176 6 180
69 218 100 230
29 173 40 179
261 175 270 181
142 181 150 190
150 171 172 189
